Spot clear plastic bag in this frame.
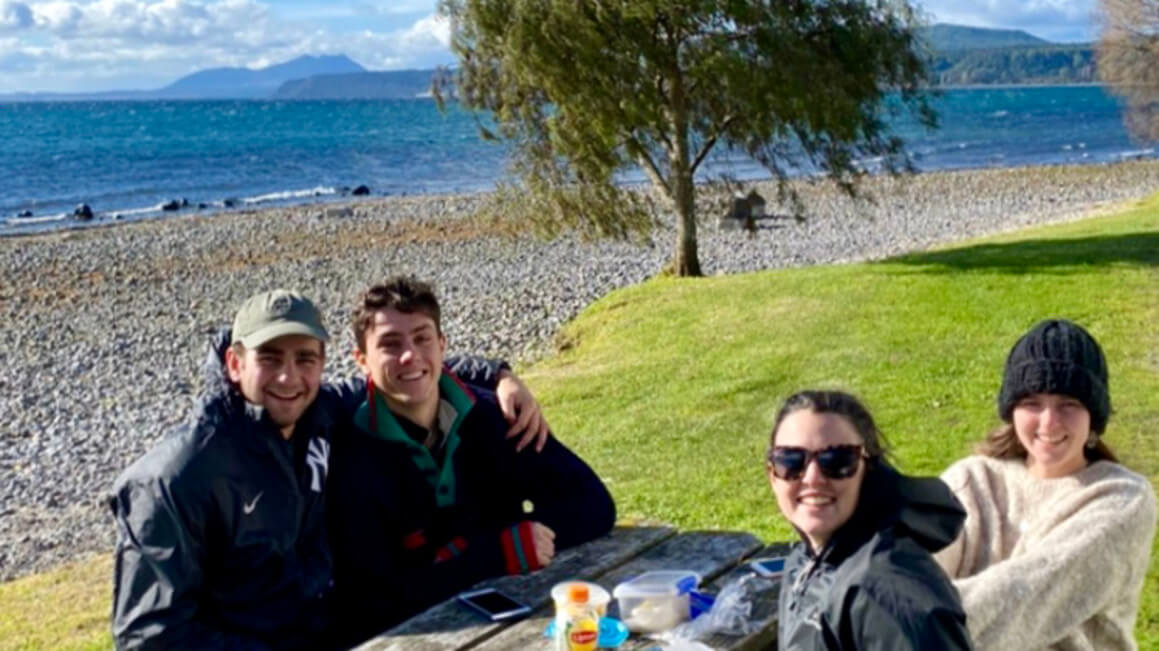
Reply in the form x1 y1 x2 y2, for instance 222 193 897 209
654 573 778 644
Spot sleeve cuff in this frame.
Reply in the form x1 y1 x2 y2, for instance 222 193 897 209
499 522 541 574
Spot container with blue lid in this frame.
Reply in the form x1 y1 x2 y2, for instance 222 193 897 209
612 570 701 633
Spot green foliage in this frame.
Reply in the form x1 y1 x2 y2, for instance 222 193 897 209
1097 0 1159 141
438 0 936 275
932 44 1097 85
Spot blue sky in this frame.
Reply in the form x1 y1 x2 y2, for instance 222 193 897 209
0 0 1099 93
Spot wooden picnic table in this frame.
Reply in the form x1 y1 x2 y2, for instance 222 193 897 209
354 526 793 651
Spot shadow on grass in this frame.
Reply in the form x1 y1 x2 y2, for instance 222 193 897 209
887 232 1159 274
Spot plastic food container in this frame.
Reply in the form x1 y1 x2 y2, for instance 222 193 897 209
612 570 700 633
551 581 612 617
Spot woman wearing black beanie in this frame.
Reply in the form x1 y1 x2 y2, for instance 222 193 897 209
935 319 1157 650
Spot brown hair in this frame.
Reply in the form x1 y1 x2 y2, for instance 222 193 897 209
977 422 1119 464
769 390 891 462
351 277 442 352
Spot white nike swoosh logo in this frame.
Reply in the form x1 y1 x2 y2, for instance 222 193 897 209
243 491 263 515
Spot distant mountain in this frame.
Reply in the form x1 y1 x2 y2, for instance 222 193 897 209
919 24 1095 86
0 54 368 101
932 44 1096 85
0 29 1102 103
157 55 366 99
922 23 1051 51
273 69 438 100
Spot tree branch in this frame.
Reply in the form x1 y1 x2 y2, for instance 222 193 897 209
690 115 736 174
635 149 672 201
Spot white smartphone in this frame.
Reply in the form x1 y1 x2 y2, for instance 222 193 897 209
749 556 787 578
456 588 532 622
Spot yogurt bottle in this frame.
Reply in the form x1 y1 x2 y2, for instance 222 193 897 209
554 583 599 651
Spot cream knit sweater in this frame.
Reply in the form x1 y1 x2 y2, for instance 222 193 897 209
935 456 1157 651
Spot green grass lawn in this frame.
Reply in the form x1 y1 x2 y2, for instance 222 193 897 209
3 194 1158 649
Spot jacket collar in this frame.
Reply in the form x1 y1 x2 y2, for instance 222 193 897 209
353 371 476 507
200 381 329 453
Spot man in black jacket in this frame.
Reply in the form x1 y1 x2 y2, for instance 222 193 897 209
328 277 616 646
109 289 544 650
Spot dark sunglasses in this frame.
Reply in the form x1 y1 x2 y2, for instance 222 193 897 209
767 444 865 480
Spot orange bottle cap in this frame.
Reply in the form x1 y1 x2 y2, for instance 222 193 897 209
568 583 590 602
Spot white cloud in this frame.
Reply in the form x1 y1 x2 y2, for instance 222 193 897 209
34 1 83 32
23 0 271 44
0 3 447 91
398 13 449 50
355 1 435 16
0 2 35 29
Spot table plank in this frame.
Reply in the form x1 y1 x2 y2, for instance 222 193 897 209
476 530 764 651
696 542 794 651
355 525 676 651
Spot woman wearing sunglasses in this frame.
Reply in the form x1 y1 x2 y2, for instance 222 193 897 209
935 319 1157 650
770 390 972 650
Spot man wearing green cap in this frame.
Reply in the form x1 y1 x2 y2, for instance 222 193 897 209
109 289 541 650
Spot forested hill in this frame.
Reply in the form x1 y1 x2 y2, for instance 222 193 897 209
922 24 1050 50
924 24 1096 86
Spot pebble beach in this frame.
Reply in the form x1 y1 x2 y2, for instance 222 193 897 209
2 161 1158 581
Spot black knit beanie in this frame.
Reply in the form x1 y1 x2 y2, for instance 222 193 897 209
997 319 1111 434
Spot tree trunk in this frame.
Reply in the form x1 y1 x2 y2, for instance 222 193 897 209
670 169 701 276
667 64 702 277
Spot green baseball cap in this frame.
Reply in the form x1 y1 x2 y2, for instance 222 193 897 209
231 289 330 348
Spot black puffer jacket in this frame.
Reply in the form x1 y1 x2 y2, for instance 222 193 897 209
777 463 972 650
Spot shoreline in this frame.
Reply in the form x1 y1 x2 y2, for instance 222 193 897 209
4 151 1157 240
3 160 1159 583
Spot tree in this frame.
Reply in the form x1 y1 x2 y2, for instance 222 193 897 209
1098 0 1159 141
437 0 935 276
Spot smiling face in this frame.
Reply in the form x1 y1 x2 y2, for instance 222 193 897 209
1013 392 1091 478
226 334 323 439
354 308 447 428
768 409 866 553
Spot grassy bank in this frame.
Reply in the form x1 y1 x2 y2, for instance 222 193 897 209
2 194 1157 649
526 194 1159 646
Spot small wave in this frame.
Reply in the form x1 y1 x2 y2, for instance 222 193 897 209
4 212 68 226
242 186 339 205
989 110 1009 118
1117 148 1156 160
119 206 156 217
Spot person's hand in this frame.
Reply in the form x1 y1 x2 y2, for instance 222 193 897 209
530 522 556 567
496 370 551 452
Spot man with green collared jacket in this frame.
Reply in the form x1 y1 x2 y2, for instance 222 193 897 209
327 277 616 647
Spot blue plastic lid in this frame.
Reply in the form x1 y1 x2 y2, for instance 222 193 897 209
612 570 701 599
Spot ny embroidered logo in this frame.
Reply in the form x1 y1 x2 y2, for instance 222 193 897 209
306 438 330 493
